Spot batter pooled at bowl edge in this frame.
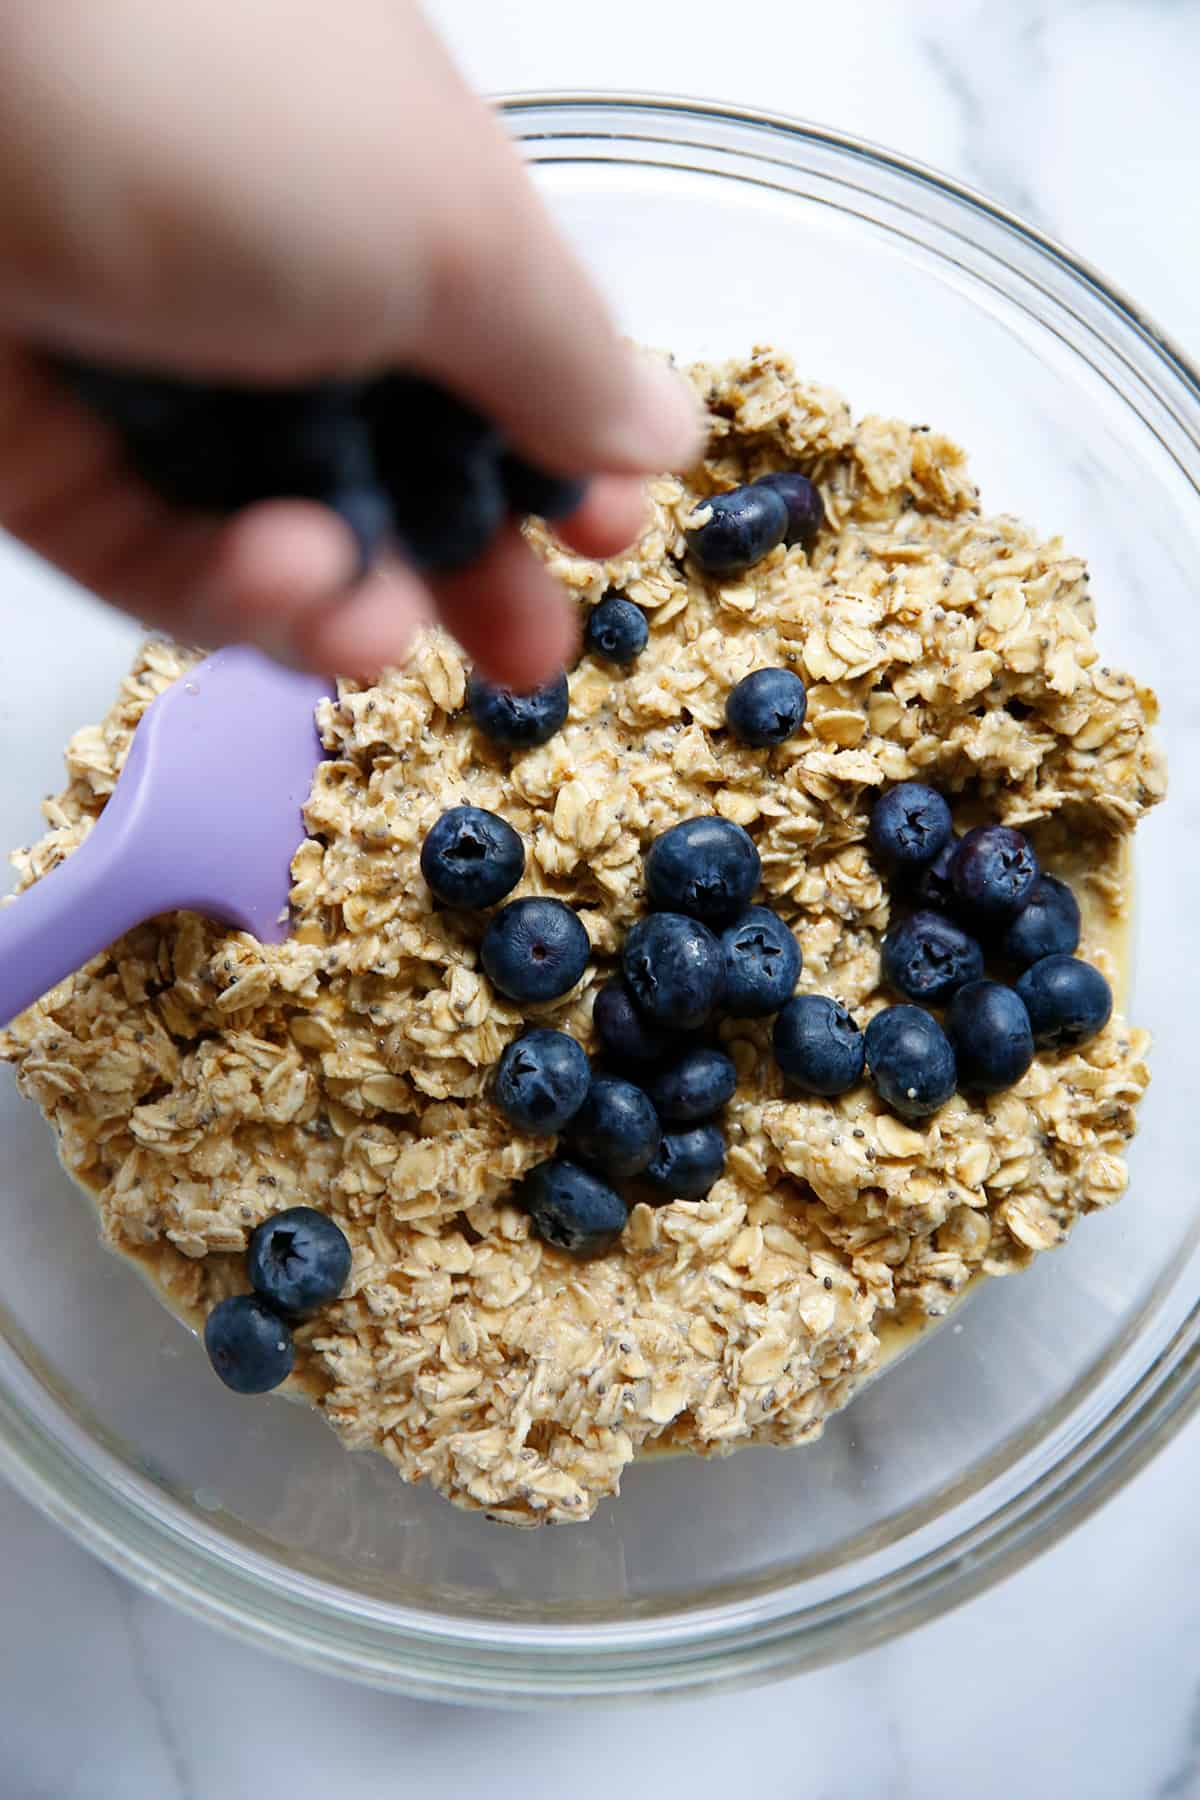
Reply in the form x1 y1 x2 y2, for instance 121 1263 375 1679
0 347 1165 1524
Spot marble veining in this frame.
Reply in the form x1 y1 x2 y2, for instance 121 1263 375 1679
2 2 1199 1796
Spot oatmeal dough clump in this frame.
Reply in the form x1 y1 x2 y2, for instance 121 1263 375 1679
1 348 1164 1524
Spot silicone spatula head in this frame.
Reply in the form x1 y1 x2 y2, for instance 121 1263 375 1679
114 647 334 942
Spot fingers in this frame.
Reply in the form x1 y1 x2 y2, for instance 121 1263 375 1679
431 523 578 690
397 15 703 480
553 475 646 561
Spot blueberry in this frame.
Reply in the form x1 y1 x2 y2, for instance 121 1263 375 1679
646 1047 737 1122
420 805 525 908
520 1158 627 1259
946 980 1035 1095
591 978 677 1066
467 671 569 748
494 1029 591 1134
569 1076 661 1178
951 825 1040 924
719 905 802 1017
391 444 507 571
752 470 825 549
248 1207 353 1320
864 1005 957 1119
686 483 789 576
584 593 649 665
642 1123 727 1201
772 995 865 1096
881 909 985 1005
204 1295 295 1394
53 362 401 565
868 783 954 873
911 835 961 912
621 912 724 1031
1015 954 1113 1050
1001 875 1081 968
644 816 761 926
481 897 591 1003
499 453 587 521
724 668 808 747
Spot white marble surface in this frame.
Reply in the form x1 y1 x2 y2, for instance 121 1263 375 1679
3 1 1200 1795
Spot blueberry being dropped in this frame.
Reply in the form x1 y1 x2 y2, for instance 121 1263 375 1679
494 1029 591 1134
646 1046 737 1122
686 482 789 576
499 453 587 522
864 1005 957 1119
950 824 1040 924
248 1207 353 1320
719 905 802 1017
868 783 954 873
1015 954 1113 1050
753 470 825 550
946 980 1035 1095
621 912 724 1032
1001 874 1081 968
772 995 865 1096
881 909 984 1005
481 897 591 1003
467 671 570 748
644 816 761 926
204 1295 295 1395
521 1158 628 1260
724 668 808 747
569 1076 661 1178
420 805 525 908
592 978 677 1066
584 593 649 666
643 1123 727 1201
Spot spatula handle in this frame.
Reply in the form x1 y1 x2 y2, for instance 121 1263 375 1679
0 789 176 1031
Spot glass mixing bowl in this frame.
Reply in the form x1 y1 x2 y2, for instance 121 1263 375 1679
0 95 1196 1704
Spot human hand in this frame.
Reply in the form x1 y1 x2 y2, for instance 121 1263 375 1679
0 0 702 685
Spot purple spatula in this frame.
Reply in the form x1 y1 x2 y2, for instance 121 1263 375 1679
0 647 332 1029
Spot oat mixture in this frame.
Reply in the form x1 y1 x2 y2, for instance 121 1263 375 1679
0 349 1165 1525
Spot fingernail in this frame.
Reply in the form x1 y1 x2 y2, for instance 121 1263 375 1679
620 356 706 471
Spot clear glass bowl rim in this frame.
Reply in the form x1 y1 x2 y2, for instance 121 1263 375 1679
0 90 1197 1705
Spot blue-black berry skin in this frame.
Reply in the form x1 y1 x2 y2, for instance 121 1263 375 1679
646 1046 738 1122
1015 954 1113 1050
621 912 724 1032
521 1159 627 1259
204 1295 295 1394
864 1005 957 1119
494 1029 591 1134
248 1207 352 1320
881 909 985 1005
585 594 649 665
686 483 789 576
499 454 587 521
911 835 960 913
753 470 825 549
420 805 525 909
772 995 865 1096
643 1123 727 1201
644 816 761 927
1001 875 1081 968
591 978 677 1066
719 906 802 1017
724 668 808 747
569 1076 661 1178
467 672 569 748
365 372 505 569
947 980 1035 1095
950 825 1040 924
868 784 954 873
481 897 590 1003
